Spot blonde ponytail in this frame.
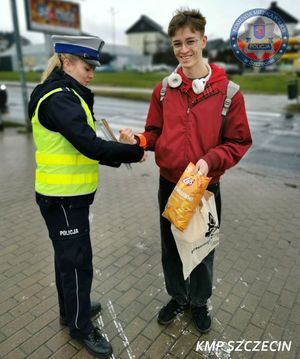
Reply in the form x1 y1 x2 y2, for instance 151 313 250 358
41 53 79 83
41 54 61 83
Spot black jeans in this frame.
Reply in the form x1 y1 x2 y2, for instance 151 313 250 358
38 199 94 338
158 176 221 307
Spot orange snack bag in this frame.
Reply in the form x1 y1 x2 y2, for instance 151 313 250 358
162 162 211 231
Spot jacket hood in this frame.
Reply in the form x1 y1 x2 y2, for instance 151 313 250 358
178 63 227 87
207 63 227 84
174 63 228 103
28 68 93 119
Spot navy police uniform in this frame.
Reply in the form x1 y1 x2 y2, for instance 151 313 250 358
29 35 144 340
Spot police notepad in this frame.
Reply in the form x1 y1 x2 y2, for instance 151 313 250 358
97 118 131 170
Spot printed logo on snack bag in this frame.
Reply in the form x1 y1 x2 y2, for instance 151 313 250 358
230 8 289 67
183 176 195 186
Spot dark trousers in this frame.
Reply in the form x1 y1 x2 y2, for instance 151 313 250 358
158 176 221 307
38 200 94 338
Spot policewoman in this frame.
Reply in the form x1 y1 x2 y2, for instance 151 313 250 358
28 35 144 358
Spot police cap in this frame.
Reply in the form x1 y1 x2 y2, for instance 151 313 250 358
52 35 105 67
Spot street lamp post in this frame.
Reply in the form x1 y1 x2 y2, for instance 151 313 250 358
10 0 31 132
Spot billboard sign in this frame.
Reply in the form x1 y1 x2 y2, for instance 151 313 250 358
24 0 81 35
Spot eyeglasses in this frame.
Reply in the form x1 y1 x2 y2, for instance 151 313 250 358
172 39 200 50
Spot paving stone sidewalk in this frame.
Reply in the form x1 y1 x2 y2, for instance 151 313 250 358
0 128 299 359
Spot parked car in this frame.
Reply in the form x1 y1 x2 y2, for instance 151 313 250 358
95 64 116 72
260 64 278 73
136 64 172 73
32 65 45 72
213 62 243 75
148 64 173 72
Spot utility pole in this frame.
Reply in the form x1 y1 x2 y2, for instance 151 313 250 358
110 7 118 56
10 0 31 132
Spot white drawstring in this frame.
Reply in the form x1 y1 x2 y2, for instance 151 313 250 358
61 204 70 227
74 268 80 329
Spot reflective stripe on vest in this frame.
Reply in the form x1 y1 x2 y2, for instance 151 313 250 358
32 87 98 196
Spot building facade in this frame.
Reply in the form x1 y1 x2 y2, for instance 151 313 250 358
126 15 169 56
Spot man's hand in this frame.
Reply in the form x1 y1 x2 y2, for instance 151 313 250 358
119 128 137 144
194 159 209 176
140 151 147 162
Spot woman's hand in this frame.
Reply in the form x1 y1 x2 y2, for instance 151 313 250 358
119 128 137 144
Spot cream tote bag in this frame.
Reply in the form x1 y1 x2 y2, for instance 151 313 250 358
172 191 220 280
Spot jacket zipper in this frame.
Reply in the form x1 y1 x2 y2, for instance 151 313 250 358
185 95 190 163
187 96 190 114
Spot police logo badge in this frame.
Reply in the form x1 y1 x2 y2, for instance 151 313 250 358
254 24 265 39
230 8 289 68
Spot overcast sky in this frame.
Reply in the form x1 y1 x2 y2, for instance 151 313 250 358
1 0 300 45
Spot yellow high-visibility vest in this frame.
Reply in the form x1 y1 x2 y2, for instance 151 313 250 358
32 87 98 196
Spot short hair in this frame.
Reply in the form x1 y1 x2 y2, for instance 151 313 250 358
168 8 206 37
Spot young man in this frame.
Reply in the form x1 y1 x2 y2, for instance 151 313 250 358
120 9 252 333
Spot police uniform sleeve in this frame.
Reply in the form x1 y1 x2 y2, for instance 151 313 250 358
39 92 144 165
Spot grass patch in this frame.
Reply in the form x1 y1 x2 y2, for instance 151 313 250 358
2 120 25 127
286 103 300 113
93 70 168 88
92 90 151 102
0 71 41 82
1 70 299 95
0 70 167 88
230 73 300 94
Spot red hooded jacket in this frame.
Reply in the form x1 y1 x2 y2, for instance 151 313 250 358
139 64 252 184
